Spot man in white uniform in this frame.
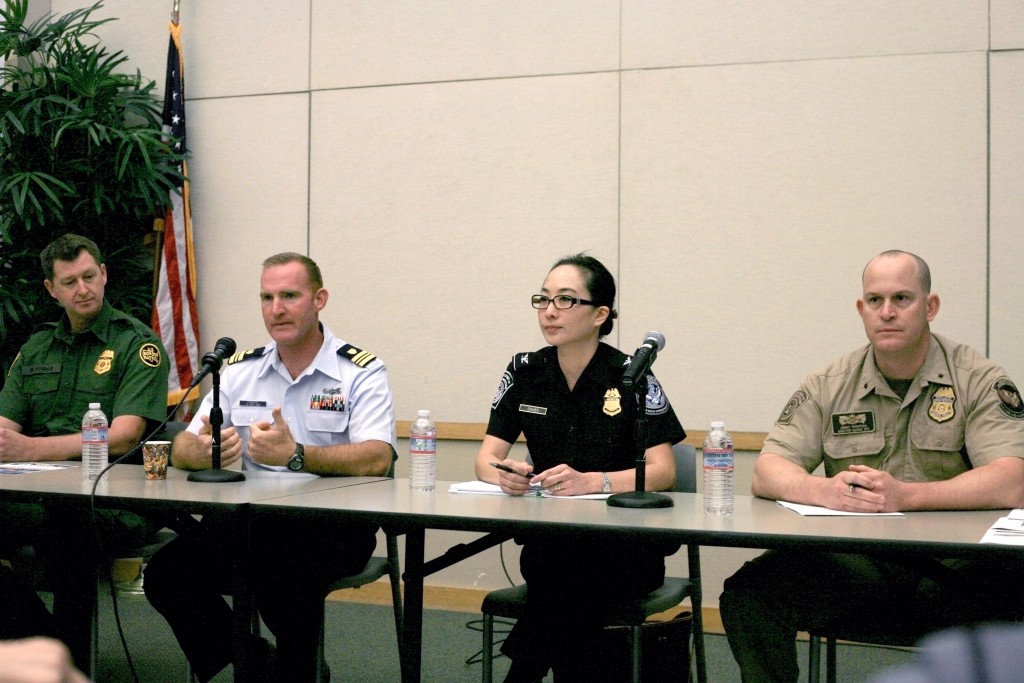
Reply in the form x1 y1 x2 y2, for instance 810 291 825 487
144 252 397 683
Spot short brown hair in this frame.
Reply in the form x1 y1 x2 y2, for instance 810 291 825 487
262 252 323 291
40 234 104 281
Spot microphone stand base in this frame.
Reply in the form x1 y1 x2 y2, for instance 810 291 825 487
606 491 673 509
187 468 246 483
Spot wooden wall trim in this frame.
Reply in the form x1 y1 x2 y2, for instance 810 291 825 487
396 421 766 452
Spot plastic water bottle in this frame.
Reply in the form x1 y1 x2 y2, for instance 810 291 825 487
82 402 109 482
703 421 734 516
409 410 436 491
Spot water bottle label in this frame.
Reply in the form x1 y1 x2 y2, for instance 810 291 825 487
83 428 108 442
409 437 436 455
704 447 733 470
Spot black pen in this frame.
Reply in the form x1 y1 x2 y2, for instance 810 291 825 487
490 461 534 479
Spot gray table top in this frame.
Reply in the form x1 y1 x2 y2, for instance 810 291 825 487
252 478 1018 558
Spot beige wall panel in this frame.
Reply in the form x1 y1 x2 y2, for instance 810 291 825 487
308 75 620 423
187 94 310 354
993 0 1024 50
311 0 619 89
55 1 308 99
177 0 308 99
620 53 988 432
623 0 987 69
990 52 1024 385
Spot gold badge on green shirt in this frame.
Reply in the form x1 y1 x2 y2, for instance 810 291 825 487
94 349 114 375
928 386 956 423
603 388 622 416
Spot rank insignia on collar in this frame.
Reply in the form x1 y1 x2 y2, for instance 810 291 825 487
603 388 622 416
928 386 956 423
94 349 114 375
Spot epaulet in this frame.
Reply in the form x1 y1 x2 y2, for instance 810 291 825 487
227 347 265 364
510 351 545 373
338 344 378 368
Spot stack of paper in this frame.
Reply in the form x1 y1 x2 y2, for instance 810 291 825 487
981 509 1024 545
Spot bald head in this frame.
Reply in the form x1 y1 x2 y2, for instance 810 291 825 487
863 250 931 295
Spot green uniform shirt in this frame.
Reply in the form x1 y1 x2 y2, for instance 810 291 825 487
0 301 168 438
763 333 1024 481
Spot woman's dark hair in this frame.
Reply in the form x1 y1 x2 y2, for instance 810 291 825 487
550 253 618 337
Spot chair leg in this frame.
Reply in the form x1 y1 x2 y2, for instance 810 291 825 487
629 624 642 683
826 636 837 683
691 606 707 683
482 613 494 683
317 615 327 683
808 634 821 683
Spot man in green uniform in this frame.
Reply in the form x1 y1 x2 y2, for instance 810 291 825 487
0 233 169 670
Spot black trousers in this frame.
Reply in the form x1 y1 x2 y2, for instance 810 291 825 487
720 550 1024 683
144 513 376 683
500 536 675 682
0 502 156 671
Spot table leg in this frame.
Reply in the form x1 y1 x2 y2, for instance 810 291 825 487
231 511 254 683
401 528 425 683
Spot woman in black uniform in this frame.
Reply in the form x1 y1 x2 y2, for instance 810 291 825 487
475 253 686 681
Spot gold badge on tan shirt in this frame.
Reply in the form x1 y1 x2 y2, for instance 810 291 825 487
928 386 956 423
94 349 114 375
603 388 622 416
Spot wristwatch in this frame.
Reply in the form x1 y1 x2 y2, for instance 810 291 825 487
600 472 612 494
287 443 305 472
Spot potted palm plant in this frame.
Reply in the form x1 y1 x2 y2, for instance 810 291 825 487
0 0 185 378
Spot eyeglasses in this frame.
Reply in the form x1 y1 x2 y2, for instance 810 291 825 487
531 294 597 310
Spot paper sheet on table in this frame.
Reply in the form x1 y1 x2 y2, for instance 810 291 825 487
778 501 905 516
449 481 515 495
981 515 1024 545
448 481 609 500
0 462 74 475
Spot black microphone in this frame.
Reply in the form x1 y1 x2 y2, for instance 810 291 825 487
622 331 665 388
189 337 236 388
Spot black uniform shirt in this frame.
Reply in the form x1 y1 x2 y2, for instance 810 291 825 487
486 343 685 473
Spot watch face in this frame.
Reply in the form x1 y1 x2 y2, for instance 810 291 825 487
288 453 304 471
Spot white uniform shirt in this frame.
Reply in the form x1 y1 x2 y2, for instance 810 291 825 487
187 325 397 473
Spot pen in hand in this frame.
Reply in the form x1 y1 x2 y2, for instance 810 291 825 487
490 461 534 479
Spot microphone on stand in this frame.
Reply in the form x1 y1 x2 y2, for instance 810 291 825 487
188 337 237 389
622 331 665 389
608 331 673 509
187 337 246 483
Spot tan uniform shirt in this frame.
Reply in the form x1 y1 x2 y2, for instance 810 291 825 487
763 334 1024 481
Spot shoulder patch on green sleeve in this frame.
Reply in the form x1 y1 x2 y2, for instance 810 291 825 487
338 344 377 368
139 343 162 368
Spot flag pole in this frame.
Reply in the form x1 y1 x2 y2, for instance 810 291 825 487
151 216 165 301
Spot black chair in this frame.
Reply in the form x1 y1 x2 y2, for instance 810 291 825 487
317 529 405 680
479 442 707 683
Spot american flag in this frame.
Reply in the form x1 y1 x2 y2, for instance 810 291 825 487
152 20 201 411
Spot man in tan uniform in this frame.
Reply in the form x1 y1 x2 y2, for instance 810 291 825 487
720 250 1024 683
